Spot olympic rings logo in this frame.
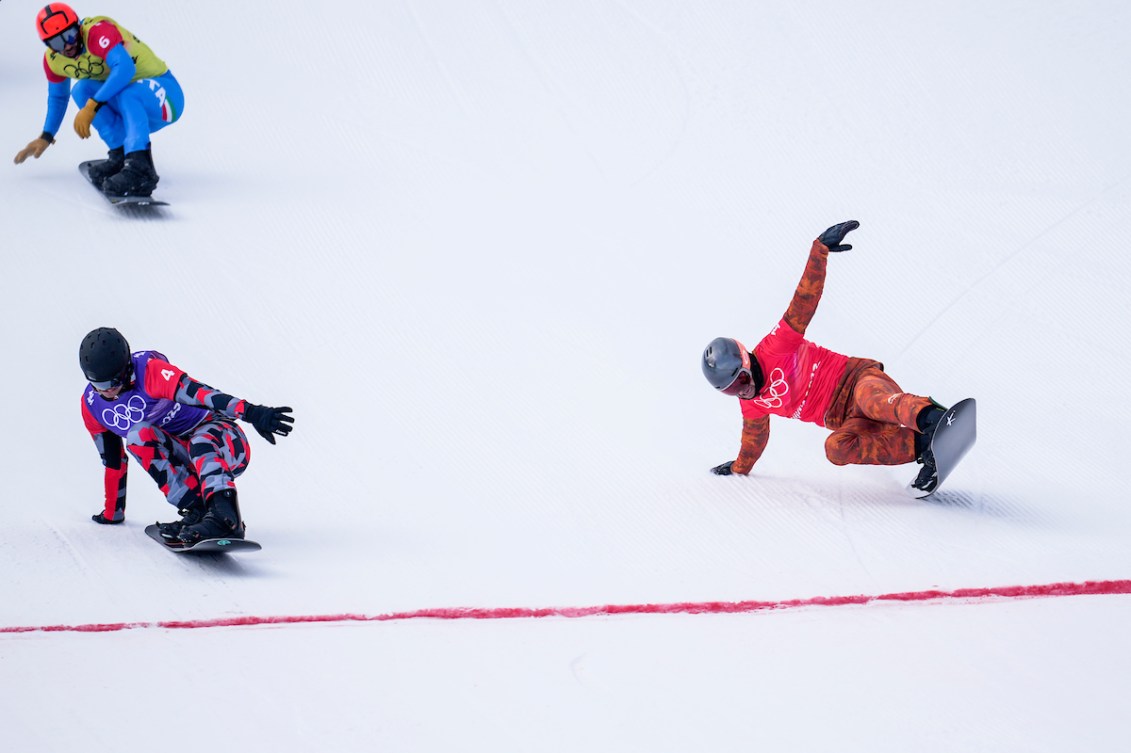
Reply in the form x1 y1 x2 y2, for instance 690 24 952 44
102 395 147 431
61 57 106 80
751 367 789 410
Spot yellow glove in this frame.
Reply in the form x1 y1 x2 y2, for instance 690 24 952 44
13 135 53 165
74 99 103 139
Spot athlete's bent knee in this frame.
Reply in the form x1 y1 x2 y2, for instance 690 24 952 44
825 433 857 466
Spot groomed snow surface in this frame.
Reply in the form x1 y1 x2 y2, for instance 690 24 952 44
2 1 1129 750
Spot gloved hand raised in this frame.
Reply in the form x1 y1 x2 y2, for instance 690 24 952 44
710 461 735 476
818 220 860 253
14 136 52 164
242 404 295 444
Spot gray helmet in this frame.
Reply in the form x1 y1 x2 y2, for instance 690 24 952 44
702 336 755 396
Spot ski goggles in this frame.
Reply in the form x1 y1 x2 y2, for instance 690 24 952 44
89 366 132 392
45 24 82 55
718 366 756 397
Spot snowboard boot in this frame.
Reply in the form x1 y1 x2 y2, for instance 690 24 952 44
101 145 159 197
911 400 947 493
86 146 125 188
156 494 206 542
177 489 245 544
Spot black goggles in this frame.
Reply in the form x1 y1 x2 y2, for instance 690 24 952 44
90 366 131 392
45 24 81 54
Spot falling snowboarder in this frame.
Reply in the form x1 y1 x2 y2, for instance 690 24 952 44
12 4 184 200
701 221 974 496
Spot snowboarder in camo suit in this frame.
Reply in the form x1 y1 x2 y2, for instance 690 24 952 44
701 221 949 493
79 328 294 544
13 3 183 197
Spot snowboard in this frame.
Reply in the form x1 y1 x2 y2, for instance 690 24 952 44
908 397 977 499
144 523 261 554
78 160 169 207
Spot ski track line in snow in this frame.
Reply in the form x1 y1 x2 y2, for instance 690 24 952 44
895 170 1131 360
3 579 1129 636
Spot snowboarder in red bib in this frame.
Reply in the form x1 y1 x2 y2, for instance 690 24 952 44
701 221 948 493
79 328 294 544
13 4 184 197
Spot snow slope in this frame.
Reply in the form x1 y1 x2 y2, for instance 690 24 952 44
2 1 1130 750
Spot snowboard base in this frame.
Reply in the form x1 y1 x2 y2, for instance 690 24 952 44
144 523 261 554
79 161 169 207
908 397 977 499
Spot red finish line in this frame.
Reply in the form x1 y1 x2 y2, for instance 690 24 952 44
3 579 1129 635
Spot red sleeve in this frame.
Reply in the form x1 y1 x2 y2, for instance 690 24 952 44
102 464 127 518
81 397 104 434
82 397 127 518
87 21 124 59
43 54 66 83
144 358 188 400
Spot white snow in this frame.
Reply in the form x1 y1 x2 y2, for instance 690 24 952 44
2 1 1130 750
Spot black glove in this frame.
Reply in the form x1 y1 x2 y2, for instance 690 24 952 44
818 220 859 252
710 461 735 476
92 510 124 524
242 404 295 444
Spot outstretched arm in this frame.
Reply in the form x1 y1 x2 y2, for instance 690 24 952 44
783 240 831 336
143 359 295 444
782 221 858 335
175 375 295 443
733 415 771 474
172 373 249 420
712 415 771 475
13 64 69 164
42 68 70 138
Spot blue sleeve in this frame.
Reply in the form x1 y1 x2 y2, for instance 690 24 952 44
94 44 137 103
43 79 71 137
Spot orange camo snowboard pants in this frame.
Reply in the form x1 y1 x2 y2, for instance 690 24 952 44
824 367 932 466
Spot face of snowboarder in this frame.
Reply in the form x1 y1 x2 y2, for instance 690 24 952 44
45 23 83 58
722 365 760 400
93 383 124 400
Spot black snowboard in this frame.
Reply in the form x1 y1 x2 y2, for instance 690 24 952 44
908 397 977 499
144 523 261 554
79 160 169 207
